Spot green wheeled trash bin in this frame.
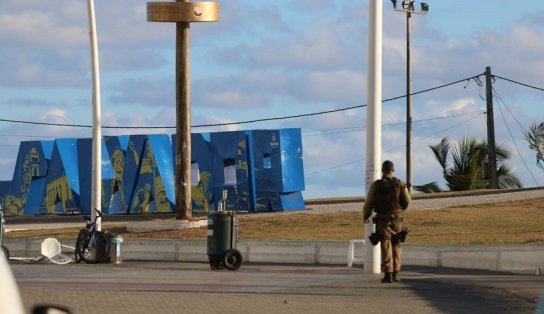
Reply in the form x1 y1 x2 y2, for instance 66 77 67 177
207 211 242 270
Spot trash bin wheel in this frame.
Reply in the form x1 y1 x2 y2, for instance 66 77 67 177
1 245 9 260
223 249 242 271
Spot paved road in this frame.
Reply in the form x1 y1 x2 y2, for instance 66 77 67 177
11 261 544 314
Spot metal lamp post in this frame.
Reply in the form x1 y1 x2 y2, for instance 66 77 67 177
87 0 102 231
391 0 429 192
364 0 383 274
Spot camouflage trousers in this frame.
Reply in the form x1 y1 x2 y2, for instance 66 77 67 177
376 216 403 273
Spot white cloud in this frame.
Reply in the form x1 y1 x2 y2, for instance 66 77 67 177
422 98 479 117
193 115 244 133
0 11 87 46
108 76 173 107
199 90 268 109
291 70 365 103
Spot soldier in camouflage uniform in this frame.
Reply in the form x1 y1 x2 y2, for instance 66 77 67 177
363 160 411 283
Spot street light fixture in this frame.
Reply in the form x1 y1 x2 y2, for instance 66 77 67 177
421 2 430 13
391 0 429 192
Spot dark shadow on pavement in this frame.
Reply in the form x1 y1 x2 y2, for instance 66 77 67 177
401 266 542 314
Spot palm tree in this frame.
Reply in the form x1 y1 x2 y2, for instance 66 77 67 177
414 137 522 192
524 122 544 170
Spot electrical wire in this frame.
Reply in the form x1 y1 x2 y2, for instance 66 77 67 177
0 134 57 139
305 72 543 177
0 73 484 130
379 115 482 160
166 73 486 129
405 115 483 148
0 118 90 128
493 88 540 186
302 110 485 138
493 75 544 92
492 87 528 134
305 114 482 176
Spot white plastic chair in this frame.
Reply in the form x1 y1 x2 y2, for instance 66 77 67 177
41 238 73 264
347 239 365 267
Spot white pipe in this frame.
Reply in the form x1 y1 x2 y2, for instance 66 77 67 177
364 0 382 274
87 0 102 231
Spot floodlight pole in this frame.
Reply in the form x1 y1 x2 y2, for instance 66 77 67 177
364 0 382 274
393 1 429 192
87 0 102 231
405 10 413 192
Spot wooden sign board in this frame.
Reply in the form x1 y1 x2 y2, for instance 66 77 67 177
147 2 220 22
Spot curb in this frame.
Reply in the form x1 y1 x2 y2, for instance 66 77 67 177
126 219 207 232
5 238 543 275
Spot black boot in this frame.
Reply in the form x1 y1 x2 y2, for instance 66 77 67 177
381 272 393 283
393 271 401 282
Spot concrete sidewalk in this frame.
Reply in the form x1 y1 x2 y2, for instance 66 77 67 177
12 261 544 314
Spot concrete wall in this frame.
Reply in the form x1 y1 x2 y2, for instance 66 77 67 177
5 238 543 275
403 244 544 274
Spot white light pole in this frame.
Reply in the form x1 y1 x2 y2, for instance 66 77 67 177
364 0 382 274
87 0 102 231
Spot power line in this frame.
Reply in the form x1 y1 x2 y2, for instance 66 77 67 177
381 115 482 161
405 73 484 99
0 118 91 128
0 134 56 139
492 87 528 134
303 110 485 138
193 105 365 128
493 75 544 92
305 115 481 177
194 73 484 128
305 159 362 176
495 91 539 186
305 77 541 180
0 73 484 130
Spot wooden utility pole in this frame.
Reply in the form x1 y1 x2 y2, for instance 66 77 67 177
147 1 219 219
485 66 499 189
175 3 192 220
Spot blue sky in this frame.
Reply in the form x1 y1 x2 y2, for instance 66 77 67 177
0 0 543 199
